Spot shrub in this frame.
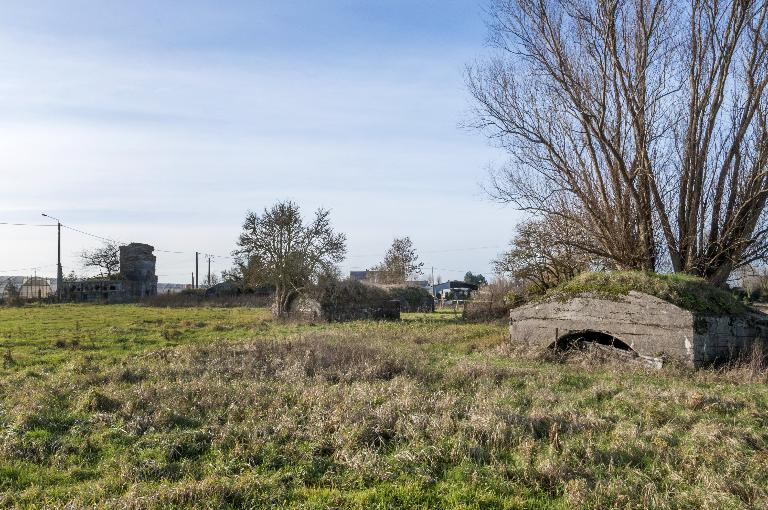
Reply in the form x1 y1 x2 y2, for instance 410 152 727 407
141 290 272 308
463 279 520 322
307 280 399 322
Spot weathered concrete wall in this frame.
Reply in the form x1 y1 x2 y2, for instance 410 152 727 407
63 279 129 303
509 291 768 367
693 315 768 365
119 243 157 299
288 296 324 321
322 300 400 322
371 284 435 313
287 295 400 322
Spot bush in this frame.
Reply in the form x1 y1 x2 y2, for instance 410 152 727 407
313 280 390 307
141 289 272 308
463 279 520 322
301 280 400 322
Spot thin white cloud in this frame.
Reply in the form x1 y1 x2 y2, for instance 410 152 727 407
0 14 521 282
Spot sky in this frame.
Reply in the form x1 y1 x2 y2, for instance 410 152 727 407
0 0 522 283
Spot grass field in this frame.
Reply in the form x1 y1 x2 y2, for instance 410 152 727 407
0 304 767 509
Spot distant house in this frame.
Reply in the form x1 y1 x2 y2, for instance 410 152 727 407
731 264 766 294
18 277 53 299
432 280 478 300
157 283 188 294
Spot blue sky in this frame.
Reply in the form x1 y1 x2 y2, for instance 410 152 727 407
0 0 521 283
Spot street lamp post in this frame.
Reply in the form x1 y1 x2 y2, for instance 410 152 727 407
41 213 63 302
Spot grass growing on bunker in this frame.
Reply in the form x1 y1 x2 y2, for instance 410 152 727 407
544 271 748 315
0 304 766 509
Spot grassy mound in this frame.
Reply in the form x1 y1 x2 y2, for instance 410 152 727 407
544 271 747 315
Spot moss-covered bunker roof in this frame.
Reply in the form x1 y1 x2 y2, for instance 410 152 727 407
543 271 747 315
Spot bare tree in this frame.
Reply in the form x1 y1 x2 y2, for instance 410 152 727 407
494 215 602 293
205 272 220 288
234 201 346 317
80 241 120 278
371 237 424 283
428 273 444 285
468 0 768 284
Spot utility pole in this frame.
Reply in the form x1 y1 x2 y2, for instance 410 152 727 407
191 272 194 288
41 213 63 302
207 255 211 287
195 252 199 289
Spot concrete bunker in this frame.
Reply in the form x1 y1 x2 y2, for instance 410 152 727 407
285 280 401 322
510 290 768 368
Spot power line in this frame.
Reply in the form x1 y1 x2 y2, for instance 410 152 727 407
344 245 501 259
56 224 230 259
3 219 498 280
0 222 57 227
61 224 121 244
0 264 57 273
45 222 212 258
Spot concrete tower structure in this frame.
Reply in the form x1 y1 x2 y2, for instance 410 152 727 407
119 243 158 300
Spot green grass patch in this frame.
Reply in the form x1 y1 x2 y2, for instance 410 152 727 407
544 271 747 315
0 304 766 508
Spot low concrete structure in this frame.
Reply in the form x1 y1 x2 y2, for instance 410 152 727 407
287 295 400 322
363 283 435 313
64 279 130 303
205 281 242 298
284 280 401 322
509 291 768 367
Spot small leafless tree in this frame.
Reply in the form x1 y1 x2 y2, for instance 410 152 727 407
494 215 604 294
234 201 346 317
371 237 424 283
80 241 120 278
468 0 768 284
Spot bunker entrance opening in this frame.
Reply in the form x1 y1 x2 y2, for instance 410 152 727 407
550 330 634 353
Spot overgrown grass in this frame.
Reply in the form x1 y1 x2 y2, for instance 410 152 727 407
544 271 748 315
0 304 766 508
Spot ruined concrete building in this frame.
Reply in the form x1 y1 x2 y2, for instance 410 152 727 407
63 243 158 303
119 243 157 298
509 291 768 368
285 280 401 322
